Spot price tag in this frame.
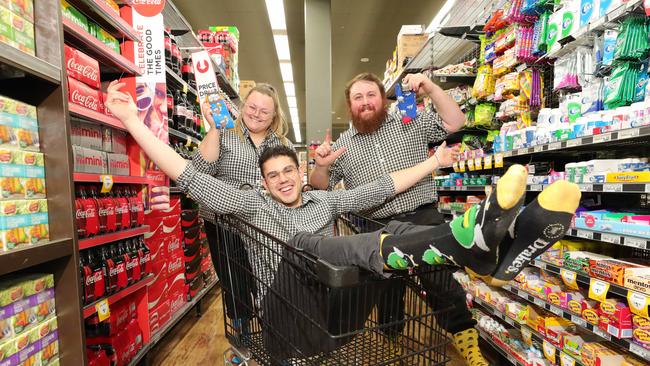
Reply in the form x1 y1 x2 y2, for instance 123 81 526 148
561 269 580 290
578 183 593 192
591 17 606 30
505 316 515 325
96 299 110 322
593 327 611 340
646 184 650 193
460 186 467 191
549 142 562 150
534 297 545 307
185 135 192 147
593 133 611 143
619 128 640 139
627 292 649 318
566 139 580 147
625 236 646 249
518 289 527 297
589 279 610 302
484 155 493 169
439 76 447 83
504 150 512 158
550 305 564 316
495 153 504 168
600 233 620 244
100 175 114 193
543 340 557 363
576 230 594 240
608 3 627 20
467 159 475 171
533 145 542 153
603 183 622 193
560 352 576 366
530 184 542 191
571 315 587 327
536 260 547 270
459 160 466 172
521 327 533 345
502 284 512 291
453 161 459 172
630 342 650 360
474 158 482 170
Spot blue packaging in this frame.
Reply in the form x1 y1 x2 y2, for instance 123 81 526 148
602 29 618 66
208 95 235 130
580 0 595 28
634 62 648 103
395 83 417 124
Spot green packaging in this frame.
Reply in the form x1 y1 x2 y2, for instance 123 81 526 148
88 22 120 54
61 0 88 33
0 5 13 46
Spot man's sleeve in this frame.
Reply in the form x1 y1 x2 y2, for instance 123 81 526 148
417 108 448 143
190 149 221 176
176 161 259 216
326 140 345 190
329 175 395 215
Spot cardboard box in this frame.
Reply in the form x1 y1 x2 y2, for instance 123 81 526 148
107 153 129 176
589 259 649 286
148 298 170 334
67 77 103 113
64 45 100 89
70 120 102 150
397 34 428 69
238 80 256 99
10 12 34 56
72 146 107 174
102 127 127 154
0 6 14 47
147 267 168 311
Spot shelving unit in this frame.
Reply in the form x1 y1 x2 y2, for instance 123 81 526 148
566 228 649 250
79 226 150 250
73 172 150 185
436 182 650 193
69 103 126 131
83 274 155 318
168 127 200 146
166 66 198 97
66 0 142 43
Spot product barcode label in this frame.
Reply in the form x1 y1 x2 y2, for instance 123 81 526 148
629 342 650 360
536 261 547 269
619 128 640 139
571 315 587 327
625 236 646 249
560 352 576 366
534 297 545 307
600 233 620 244
530 184 542 191
549 142 562 150
533 145 542 153
578 184 593 192
505 316 515 325
518 289 527 297
593 133 611 143
593 327 611 340
502 284 511 291
566 139 580 147
543 340 556 362
550 306 564 316
576 230 594 240
460 186 467 191
603 183 622 193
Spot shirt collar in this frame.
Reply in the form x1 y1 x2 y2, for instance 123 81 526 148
240 124 278 146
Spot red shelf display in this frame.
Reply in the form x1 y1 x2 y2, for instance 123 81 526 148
79 226 150 250
73 173 150 185
83 274 154 318
69 103 126 130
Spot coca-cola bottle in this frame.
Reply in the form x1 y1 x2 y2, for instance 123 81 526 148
173 90 184 133
167 89 174 129
126 239 142 282
181 57 192 84
77 186 99 237
75 187 87 238
99 189 117 233
170 35 178 73
164 28 172 68
118 242 133 286
128 186 145 227
195 104 203 138
137 237 151 276
83 249 105 304
101 246 117 295
115 187 132 230
182 89 192 134
110 243 128 291
89 186 107 234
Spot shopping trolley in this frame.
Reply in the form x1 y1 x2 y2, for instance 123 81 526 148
216 212 455 365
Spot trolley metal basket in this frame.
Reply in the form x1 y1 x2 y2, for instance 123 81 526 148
216 212 455 365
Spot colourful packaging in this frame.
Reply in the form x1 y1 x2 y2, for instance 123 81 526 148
60 0 88 33
581 342 615 366
589 259 649 286
0 5 14 47
67 77 103 113
10 12 34 56
64 45 101 89
10 0 33 22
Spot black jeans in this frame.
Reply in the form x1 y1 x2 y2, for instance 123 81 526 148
205 218 256 320
375 203 476 335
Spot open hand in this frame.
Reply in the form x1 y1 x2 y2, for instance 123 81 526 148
315 129 347 168
201 99 217 130
105 80 138 124
434 141 460 167
402 73 436 96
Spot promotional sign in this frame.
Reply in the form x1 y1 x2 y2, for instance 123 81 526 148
191 50 233 132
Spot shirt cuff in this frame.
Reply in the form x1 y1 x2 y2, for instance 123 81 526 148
175 161 198 193
377 174 396 198
191 150 219 176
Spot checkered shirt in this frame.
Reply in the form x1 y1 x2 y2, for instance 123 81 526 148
175 161 395 300
329 109 447 219
191 126 294 223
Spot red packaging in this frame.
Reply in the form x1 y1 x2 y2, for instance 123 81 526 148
147 267 168 310
165 231 182 259
148 298 170 334
201 257 213 274
146 196 181 218
77 186 100 237
184 252 201 281
167 253 184 278
64 45 101 89
188 275 204 300
68 77 103 113
168 272 186 314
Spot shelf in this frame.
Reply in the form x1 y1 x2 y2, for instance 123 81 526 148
473 298 585 366
435 183 650 194
168 128 200 146
127 279 218 366
165 66 198 96
83 274 155 318
69 103 126 131
501 283 650 361
476 329 524 366
0 42 61 85
0 238 74 276
63 17 142 76
438 25 485 43
567 228 649 250
66 0 141 42
438 208 467 216
532 259 650 305
78 226 150 250
215 69 239 100
436 186 487 192
73 173 150 185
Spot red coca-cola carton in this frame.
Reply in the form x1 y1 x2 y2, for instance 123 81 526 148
65 45 101 89
147 263 168 311
167 273 186 314
167 253 184 278
68 77 103 113
148 298 170 334
164 232 182 259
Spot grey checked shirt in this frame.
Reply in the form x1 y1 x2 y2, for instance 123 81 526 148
192 126 294 223
329 110 447 219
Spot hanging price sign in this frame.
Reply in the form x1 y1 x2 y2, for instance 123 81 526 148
588 279 610 302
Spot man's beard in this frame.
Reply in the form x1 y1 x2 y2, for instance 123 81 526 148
351 105 387 134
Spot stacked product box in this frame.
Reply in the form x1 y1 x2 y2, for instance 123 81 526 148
65 44 104 114
144 196 184 333
70 119 129 175
85 295 144 366
0 0 35 56
0 274 59 366
180 210 215 301
0 95 49 251
61 0 121 54
197 26 240 89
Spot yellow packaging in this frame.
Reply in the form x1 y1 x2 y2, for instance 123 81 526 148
625 273 650 295
580 342 615 366
606 171 650 183
633 315 650 329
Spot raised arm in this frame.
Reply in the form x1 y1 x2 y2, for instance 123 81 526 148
309 128 346 190
403 73 465 133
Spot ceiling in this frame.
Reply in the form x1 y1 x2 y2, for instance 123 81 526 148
172 0 482 143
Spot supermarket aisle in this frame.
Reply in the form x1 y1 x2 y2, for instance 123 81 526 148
149 286 475 365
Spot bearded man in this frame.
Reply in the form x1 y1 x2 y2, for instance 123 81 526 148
309 72 490 366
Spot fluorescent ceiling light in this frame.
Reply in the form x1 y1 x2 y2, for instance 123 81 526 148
425 0 456 33
287 96 297 108
273 35 291 61
265 0 287 30
289 108 299 122
284 82 295 96
293 124 302 142
280 62 294 82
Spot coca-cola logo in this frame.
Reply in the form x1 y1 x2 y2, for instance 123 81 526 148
67 58 99 83
85 271 103 285
98 207 114 216
76 208 96 219
170 296 183 309
140 253 150 264
115 206 128 214
109 265 125 276
126 260 138 270
169 259 182 272
131 202 143 212
71 89 99 110
132 0 165 17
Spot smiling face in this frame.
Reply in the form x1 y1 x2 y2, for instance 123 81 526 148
242 91 276 134
261 155 304 208
348 80 387 134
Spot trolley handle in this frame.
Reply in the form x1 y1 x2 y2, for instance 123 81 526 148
292 247 360 288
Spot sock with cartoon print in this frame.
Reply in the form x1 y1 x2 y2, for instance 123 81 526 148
380 165 528 274
484 180 580 286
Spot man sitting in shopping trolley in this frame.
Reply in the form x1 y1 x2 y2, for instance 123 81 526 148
105 81 581 364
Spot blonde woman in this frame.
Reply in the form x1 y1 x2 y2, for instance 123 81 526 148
196 83 294 332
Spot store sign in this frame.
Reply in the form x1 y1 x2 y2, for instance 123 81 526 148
192 50 222 133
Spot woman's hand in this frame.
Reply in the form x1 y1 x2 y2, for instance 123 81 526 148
105 81 139 126
433 141 460 167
